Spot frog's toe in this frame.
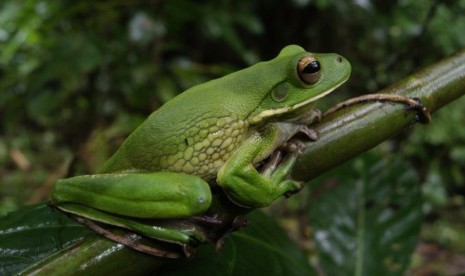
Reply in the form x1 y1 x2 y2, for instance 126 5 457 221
281 180 304 198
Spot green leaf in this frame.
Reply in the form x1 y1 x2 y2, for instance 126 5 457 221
1 206 313 275
308 154 423 275
0 204 93 275
160 211 315 276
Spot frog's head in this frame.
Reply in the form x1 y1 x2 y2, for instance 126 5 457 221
248 45 351 124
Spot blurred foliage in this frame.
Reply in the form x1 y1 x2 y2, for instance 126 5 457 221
1 0 465 274
308 154 423 275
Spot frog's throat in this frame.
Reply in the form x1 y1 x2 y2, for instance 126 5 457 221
249 81 345 124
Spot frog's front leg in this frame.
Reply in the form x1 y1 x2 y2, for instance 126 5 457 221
52 172 212 244
217 123 303 208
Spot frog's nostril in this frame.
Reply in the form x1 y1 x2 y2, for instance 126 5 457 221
337 56 343 63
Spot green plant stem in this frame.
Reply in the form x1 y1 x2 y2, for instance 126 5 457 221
24 49 465 274
22 236 165 275
293 48 465 180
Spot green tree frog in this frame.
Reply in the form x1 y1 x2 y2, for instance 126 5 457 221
51 45 351 251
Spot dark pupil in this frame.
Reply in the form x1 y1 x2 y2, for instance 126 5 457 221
303 61 320 74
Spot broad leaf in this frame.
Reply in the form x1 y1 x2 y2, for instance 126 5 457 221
308 154 423 275
160 211 315 276
0 204 93 275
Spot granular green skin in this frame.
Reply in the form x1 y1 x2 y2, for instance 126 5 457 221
102 111 249 181
149 114 248 179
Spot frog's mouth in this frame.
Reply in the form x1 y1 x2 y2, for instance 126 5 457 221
287 84 340 111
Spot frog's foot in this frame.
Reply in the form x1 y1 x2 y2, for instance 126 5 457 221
297 125 319 141
280 139 306 155
257 124 317 176
259 144 304 197
209 217 246 253
324 94 431 124
273 140 306 196
214 215 248 252
71 214 191 258
259 137 307 175
189 213 248 253
293 108 323 125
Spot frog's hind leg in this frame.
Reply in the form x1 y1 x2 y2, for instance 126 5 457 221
62 204 207 258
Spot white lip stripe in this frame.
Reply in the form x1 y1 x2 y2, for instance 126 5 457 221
249 80 345 123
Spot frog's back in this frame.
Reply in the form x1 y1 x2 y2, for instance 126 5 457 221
101 81 254 180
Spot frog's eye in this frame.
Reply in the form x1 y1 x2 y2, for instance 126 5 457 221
297 56 321 85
